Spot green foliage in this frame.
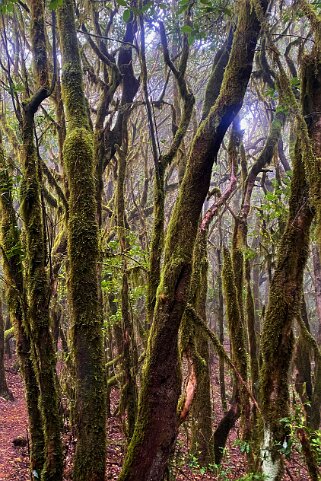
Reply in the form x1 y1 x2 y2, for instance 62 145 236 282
264 86 278 100
260 172 292 224
234 438 251 455
102 231 148 328
49 0 63 11
236 474 267 481
0 0 16 14
187 453 232 478
279 403 321 463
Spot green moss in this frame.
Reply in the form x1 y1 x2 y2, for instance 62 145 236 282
0 141 45 474
223 247 248 380
4 326 14 342
258 135 313 476
20 108 63 481
57 0 107 476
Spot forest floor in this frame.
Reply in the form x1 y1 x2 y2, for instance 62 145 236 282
0 355 310 481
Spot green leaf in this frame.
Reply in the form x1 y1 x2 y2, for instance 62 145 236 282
141 1 152 12
116 0 127 6
123 8 131 22
49 0 63 10
181 25 193 33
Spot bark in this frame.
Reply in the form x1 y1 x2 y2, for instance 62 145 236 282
57 0 106 479
118 2 268 480
296 314 321 431
222 247 249 433
20 1 63 479
181 231 213 465
0 138 45 475
214 399 240 464
259 136 314 481
312 244 321 344
216 248 226 411
294 298 313 425
116 144 138 439
0 297 13 401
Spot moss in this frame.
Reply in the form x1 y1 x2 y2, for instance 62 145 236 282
4 326 14 342
179 230 213 465
119 2 269 479
57 0 107 476
20 86 63 481
146 167 165 325
223 247 248 380
0 141 45 474
258 135 313 478
63 127 106 481
116 145 138 439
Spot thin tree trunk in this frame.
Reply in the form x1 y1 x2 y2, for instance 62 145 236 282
0 297 13 401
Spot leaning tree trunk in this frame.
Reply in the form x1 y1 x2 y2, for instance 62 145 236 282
118 2 268 480
57 0 106 479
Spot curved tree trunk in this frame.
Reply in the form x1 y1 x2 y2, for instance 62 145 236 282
118 2 268 480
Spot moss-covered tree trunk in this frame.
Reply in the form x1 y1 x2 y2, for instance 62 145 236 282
0 296 12 401
145 19 194 326
181 230 213 466
116 143 138 440
118 2 268 480
312 244 321 343
216 247 226 411
57 0 106 479
21 75 63 481
259 135 313 480
214 247 249 462
294 298 313 425
0 140 45 475
233 108 286 397
20 1 63 478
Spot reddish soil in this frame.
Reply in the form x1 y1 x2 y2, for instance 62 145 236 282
0 355 311 481
0 358 29 481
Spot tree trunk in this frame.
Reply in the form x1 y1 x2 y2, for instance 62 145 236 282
57 0 106 478
0 137 45 476
0 297 13 401
20 2 63 478
259 136 313 481
118 2 268 479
